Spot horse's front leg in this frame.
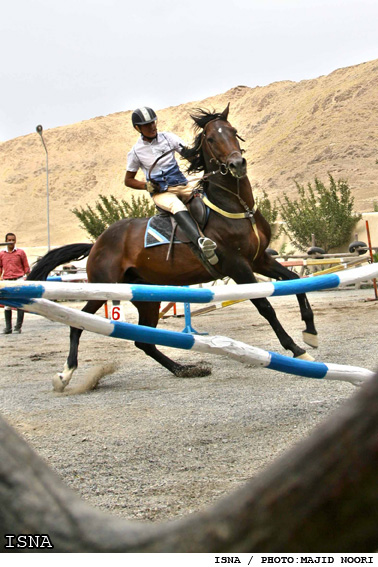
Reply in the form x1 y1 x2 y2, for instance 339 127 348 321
230 262 314 360
52 300 105 392
255 254 318 348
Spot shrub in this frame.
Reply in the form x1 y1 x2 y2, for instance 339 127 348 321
279 174 361 252
255 189 279 240
72 193 156 240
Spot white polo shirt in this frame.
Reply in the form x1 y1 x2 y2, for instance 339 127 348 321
126 132 187 178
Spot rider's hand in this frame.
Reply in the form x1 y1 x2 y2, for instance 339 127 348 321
145 180 161 194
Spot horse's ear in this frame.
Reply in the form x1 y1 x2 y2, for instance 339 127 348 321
220 103 230 120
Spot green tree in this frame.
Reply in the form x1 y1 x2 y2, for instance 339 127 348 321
255 189 278 224
72 193 156 240
279 174 361 252
255 189 279 240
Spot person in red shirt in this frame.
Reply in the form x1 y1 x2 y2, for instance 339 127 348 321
0 233 30 334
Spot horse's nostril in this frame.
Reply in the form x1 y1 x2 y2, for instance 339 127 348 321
228 157 247 178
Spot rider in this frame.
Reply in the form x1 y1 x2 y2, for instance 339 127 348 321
124 106 218 266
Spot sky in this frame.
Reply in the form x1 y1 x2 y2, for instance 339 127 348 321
1 0 377 141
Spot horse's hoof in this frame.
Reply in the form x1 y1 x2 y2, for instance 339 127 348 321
174 362 212 378
52 374 67 392
296 352 315 362
302 331 319 348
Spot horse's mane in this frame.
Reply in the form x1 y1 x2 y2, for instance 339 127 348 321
181 108 228 181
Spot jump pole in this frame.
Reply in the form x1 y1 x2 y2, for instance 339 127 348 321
365 220 378 300
159 302 177 319
0 294 373 387
2 263 378 304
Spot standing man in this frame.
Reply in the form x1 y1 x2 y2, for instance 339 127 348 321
0 233 30 334
124 106 218 266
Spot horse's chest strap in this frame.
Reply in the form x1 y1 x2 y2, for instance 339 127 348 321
202 196 261 260
203 195 256 220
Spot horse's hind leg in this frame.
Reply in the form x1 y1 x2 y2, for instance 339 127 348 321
133 301 211 378
250 295 313 359
255 255 318 348
52 299 105 392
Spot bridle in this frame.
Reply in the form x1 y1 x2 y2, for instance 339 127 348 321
148 118 245 181
199 118 246 178
200 118 261 260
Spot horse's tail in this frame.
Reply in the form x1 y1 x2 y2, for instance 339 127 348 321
27 243 93 281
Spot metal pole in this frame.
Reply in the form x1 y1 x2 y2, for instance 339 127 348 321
36 125 50 251
365 219 378 300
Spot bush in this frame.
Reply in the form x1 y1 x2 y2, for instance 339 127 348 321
255 189 279 240
279 174 361 252
72 193 156 240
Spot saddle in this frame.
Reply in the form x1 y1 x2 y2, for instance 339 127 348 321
144 192 223 279
144 193 208 248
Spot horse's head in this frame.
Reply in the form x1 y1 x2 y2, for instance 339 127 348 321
201 104 247 179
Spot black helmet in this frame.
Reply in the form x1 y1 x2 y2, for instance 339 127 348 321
131 107 157 128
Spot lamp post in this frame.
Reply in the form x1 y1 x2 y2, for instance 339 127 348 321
36 124 51 251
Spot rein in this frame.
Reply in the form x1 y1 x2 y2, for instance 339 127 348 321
147 119 261 261
148 147 229 183
148 118 244 181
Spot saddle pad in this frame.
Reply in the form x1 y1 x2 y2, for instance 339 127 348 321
144 215 182 248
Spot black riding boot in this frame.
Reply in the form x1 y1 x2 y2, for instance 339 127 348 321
174 211 218 265
3 309 12 334
13 309 24 333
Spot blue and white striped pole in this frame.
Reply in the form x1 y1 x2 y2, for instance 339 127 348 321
1 263 378 304
0 295 373 387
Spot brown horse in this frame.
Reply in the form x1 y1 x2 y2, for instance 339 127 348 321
28 105 317 391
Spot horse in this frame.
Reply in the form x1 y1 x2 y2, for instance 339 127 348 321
28 104 318 392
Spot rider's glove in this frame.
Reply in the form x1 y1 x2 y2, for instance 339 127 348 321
145 180 161 194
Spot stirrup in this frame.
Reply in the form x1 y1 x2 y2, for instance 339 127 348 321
198 237 218 265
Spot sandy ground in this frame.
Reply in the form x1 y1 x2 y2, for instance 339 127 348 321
1 286 378 522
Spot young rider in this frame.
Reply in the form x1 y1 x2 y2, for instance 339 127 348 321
124 106 218 266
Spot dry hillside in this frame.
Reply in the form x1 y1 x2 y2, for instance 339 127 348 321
0 59 377 253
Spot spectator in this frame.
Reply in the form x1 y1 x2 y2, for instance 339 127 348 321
0 233 30 334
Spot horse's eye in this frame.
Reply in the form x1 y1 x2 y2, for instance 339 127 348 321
207 137 214 144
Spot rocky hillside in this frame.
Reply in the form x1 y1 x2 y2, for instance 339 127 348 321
0 59 377 250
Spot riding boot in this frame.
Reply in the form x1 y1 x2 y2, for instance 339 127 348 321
13 309 24 334
3 309 12 334
174 211 219 265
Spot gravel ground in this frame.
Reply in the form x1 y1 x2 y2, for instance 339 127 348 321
1 286 377 522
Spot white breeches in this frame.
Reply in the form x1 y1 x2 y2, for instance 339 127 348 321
152 184 194 215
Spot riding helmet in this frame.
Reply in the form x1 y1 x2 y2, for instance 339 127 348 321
132 107 157 128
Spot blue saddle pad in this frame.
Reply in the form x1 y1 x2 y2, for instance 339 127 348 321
144 215 182 248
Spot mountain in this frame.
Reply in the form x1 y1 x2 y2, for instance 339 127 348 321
0 59 377 252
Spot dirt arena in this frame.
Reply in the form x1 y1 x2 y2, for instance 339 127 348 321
1 286 377 522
